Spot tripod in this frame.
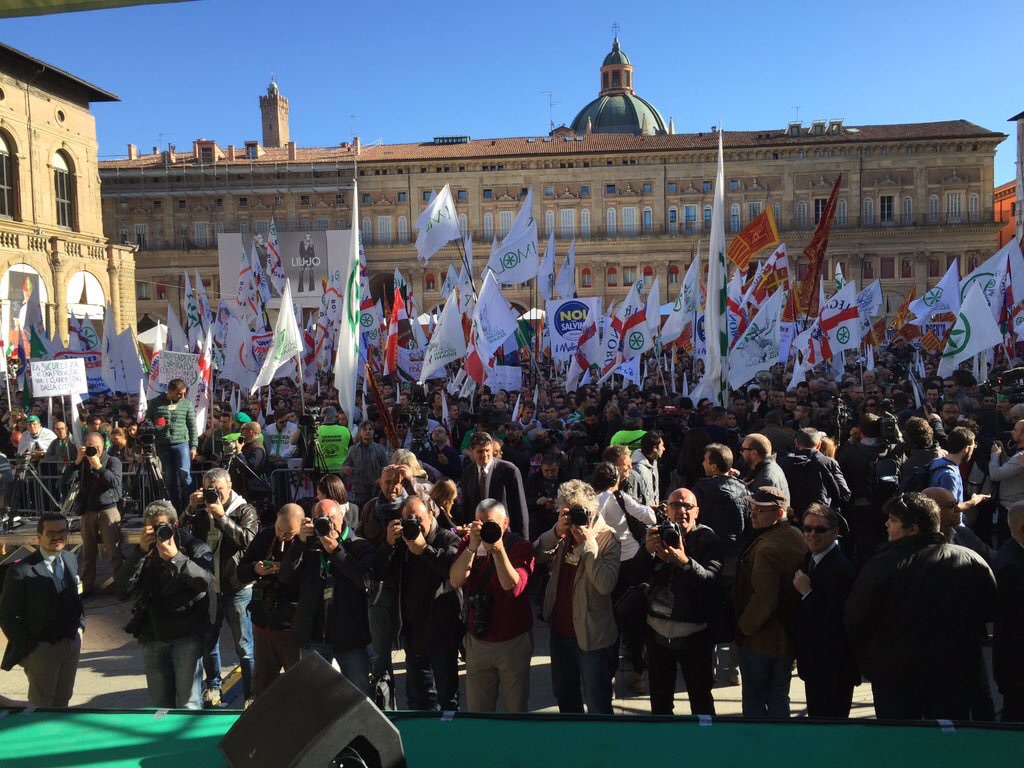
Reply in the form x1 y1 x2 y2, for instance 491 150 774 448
9 453 63 521
123 449 165 520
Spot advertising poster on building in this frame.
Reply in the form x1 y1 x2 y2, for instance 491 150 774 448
546 297 602 364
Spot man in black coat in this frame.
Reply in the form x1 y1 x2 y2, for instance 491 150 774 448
460 431 529 536
778 429 851 518
67 431 123 596
994 501 1024 722
278 498 375 696
792 503 859 718
0 513 84 707
845 492 997 721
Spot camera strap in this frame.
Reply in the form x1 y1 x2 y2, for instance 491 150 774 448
614 490 648 545
468 554 497 600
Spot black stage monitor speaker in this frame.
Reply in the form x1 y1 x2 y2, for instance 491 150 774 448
219 653 406 768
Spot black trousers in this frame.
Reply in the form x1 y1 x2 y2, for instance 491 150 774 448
804 673 854 718
646 625 715 716
1002 692 1024 723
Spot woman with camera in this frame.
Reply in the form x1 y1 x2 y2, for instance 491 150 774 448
534 479 621 714
448 498 535 713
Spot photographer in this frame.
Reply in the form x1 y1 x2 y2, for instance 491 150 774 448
184 467 259 707
117 500 214 709
535 479 620 714
237 503 305 699
643 487 724 716
448 499 535 713
374 496 462 712
277 499 375 696
146 378 198 511
226 421 269 507
66 432 123 597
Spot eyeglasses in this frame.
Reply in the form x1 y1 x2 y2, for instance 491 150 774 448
668 501 697 510
802 525 833 534
943 384 956 389
41 528 69 539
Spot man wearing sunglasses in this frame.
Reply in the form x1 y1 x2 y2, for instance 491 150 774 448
0 513 84 707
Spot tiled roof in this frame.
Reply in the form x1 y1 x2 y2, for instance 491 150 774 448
99 119 1005 170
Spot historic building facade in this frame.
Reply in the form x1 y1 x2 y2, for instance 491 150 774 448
99 39 1006 327
0 43 136 346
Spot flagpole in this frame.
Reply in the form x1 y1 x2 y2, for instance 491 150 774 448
452 237 479 302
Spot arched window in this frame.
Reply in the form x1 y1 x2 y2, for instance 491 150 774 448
730 203 741 232
580 209 591 237
397 215 409 243
361 216 372 244
606 207 616 235
668 264 680 284
795 201 807 228
968 193 979 222
544 209 555 234
862 198 874 226
642 206 653 233
53 150 75 229
581 267 592 288
424 272 436 291
643 265 654 278
836 200 848 226
928 195 940 223
607 267 618 287
483 212 494 239
703 205 712 230
902 196 913 224
0 132 16 219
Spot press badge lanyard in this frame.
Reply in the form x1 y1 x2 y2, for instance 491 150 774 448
321 526 351 604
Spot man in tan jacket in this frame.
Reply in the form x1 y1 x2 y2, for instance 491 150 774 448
734 486 806 718
535 479 621 714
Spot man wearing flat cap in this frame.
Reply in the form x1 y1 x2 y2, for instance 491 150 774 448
733 486 806 718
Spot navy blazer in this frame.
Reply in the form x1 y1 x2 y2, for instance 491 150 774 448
0 549 84 670
793 544 860 686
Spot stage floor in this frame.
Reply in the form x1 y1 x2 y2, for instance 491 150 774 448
0 708 1022 768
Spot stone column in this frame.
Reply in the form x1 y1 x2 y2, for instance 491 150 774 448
107 247 122 333
48 238 68 345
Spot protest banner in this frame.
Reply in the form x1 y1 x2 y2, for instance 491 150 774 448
547 297 602 364
157 351 200 387
30 358 88 397
487 364 523 393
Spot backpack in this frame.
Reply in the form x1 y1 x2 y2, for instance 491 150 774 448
897 463 932 495
869 454 901 505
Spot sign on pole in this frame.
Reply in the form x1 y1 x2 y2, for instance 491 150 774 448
30 358 88 398
157 351 201 387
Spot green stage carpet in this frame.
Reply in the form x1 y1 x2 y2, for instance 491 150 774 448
0 708 1022 767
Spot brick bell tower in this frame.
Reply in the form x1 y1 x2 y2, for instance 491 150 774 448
259 78 289 148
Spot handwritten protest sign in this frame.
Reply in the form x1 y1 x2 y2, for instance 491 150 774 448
157 351 200 387
31 358 88 397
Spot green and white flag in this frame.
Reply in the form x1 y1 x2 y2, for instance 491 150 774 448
418 292 466 384
937 282 1003 377
251 279 302 393
909 260 959 326
414 184 461 263
728 289 784 391
334 184 363 423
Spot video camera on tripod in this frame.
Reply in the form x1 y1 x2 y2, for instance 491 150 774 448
135 420 159 455
980 367 1024 406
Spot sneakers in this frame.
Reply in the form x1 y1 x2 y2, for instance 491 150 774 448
243 698 254 711
202 688 222 709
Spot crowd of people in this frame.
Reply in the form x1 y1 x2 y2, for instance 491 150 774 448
2 353 1024 723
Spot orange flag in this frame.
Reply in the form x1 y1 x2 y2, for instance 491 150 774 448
797 175 843 317
890 286 917 332
727 206 780 271
921 331 944 354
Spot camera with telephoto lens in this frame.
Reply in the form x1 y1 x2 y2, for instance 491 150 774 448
467 593 492 638
401 517 422 541
569 505 590 528
479 520 502 545
154 523 175 542
657 519 682 548
203 488 220 505
85 446 98 458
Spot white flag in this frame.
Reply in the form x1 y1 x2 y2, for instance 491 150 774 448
183 271 202 350
645 276 662 335
538 231 556 302
251 280 303 393
961 241 1013 322
937 282 1004 377
441 263 460 297
909 260 960 326
857 279 883 340
728 289 784 391
506 188 534 243
613 281 654 363
100 304 119 393
165 304 187 352
192 328 213 432
555 239 577 299
487 219 540 285
473 272 520 357
221 316 258 392
457 237 476 316
334 189 363 423
419 293 467 383
414 184 461 263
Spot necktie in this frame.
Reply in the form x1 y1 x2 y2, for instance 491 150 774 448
53 555 65 590
807 557 816 574
478 466 487 501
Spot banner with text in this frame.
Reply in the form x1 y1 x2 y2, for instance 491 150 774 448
31 358 88 398
546 297 602 364
158 351 200 387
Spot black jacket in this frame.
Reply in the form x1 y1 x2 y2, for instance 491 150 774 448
117 529 215 642
844 533 996 691
793 546 859 687
65 454 122 511
237 526 301 631
993 538 1024 697
279 528 375 651
778 448 851 516
693 475 748 555
374 522 462 655
644 524 724 627
184 492 259 594
459 459 528 536
0 550 84 670
837 441 886 506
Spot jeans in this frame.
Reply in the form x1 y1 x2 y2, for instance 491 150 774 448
142 634 204 709
157 442 192 511
305 642 372 697
404 636 459 712
737 647 793 718
203 586 254 698
549 630 617 714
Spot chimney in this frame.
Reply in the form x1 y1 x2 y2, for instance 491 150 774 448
353 135 361 154
287 141 296 161
152 146 158 155
127 144 137 160
227 145 236 161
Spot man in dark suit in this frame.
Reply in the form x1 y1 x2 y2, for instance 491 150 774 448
994 501 1024 722
792 503 859 718
460 431 529 536
0 512 85 707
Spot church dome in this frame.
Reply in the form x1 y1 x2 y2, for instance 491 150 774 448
570 37 667 136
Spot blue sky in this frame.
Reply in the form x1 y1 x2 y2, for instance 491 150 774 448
4 0 1021 184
